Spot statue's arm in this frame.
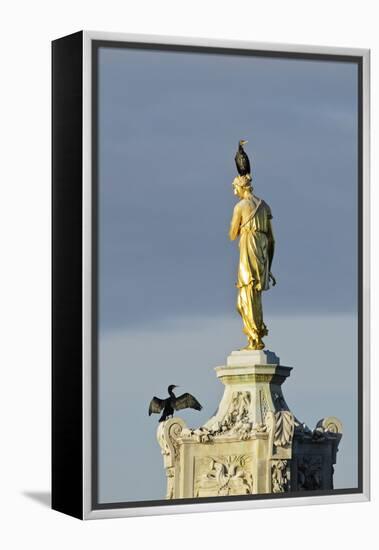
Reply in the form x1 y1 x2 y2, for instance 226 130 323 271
267 219 275 271
229 204 241 241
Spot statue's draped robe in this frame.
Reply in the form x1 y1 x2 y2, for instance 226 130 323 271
229 196 273 348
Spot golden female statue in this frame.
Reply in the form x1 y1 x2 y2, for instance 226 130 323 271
229 174 276 350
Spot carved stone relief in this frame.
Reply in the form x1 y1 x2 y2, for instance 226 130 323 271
259 389 269 423
273 411 295 448
297 456 323 490
195 455 253 497
271 459 289 493
166 467 175 500
266 410 295 449
183 391 255 441
157 419 185 499
157 419 184 463
316 416 343 435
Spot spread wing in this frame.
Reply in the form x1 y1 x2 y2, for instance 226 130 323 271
174 393 202 412
149 396 164 416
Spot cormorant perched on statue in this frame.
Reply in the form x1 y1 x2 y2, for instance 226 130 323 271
148 385 202 422
235 139 251 176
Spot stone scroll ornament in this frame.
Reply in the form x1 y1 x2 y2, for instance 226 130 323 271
157 419 185 500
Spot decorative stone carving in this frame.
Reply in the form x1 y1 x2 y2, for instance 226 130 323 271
265 410 294 451
209 391 253 439
271 459 289 493
157 418 185 498
157 418 184 463
156 349 343 499
297 456 323 490
166 467 175 500
180 391 256 442
195 455 253 497
316 416 343 435
259 389 270 423
273 411 295 448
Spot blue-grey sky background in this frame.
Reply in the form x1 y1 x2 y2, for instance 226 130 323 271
97 47 358 503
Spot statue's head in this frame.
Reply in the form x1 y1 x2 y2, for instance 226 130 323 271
232 174 252 197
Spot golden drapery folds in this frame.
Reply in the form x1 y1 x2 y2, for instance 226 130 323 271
229 175 276 350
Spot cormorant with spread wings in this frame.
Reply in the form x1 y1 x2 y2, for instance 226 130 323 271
148 385 202 422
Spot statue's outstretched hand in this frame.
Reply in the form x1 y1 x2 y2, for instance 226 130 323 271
269 272 277 286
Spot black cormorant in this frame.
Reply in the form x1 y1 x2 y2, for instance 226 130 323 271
148 385 202 422
235 139 251 176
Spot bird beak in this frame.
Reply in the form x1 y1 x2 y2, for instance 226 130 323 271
241 140 248 145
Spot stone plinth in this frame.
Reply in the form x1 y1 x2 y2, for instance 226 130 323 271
157 350 342 499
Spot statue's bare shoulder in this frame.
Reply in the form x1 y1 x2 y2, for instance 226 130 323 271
231 200 244 223
233 200 244 212
239 196 260 221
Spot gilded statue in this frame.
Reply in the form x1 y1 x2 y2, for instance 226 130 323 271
229 172 276 350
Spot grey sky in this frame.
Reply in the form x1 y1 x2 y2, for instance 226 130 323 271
97 46 359 502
